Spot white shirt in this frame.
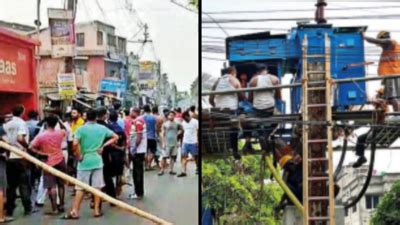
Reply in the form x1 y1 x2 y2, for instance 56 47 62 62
253 75 276 110
3 116 29 159
182 118 198 144
130 117 148 154
215 75 239 110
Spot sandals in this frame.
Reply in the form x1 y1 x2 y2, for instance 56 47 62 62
0 217 14 223
45 210 61 216
61 211 80 220
94 212 104 218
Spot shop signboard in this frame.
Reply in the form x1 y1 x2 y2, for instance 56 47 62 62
139 61 157 99
48 8 75 58
57 73 77 99
100 79 127 94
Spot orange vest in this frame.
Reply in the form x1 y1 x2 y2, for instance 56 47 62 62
378 41 400 76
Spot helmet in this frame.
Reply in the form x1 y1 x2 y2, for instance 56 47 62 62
279 154 293 168
377 31 390 39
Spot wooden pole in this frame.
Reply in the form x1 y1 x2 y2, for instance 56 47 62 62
0 141 173 225
302 35 309 225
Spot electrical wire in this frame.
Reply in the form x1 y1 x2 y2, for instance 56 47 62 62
202 14 400 24
203 5 400 15
202 12 229 36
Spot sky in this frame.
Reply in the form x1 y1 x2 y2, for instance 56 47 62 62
202 1 400 172
0 0 198 92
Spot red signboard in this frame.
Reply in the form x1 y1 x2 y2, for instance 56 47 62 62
0 28 39 115
0 42 35 92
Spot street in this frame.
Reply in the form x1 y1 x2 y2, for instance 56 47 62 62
10 162 198 225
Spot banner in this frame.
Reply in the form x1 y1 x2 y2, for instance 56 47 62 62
100 79 127 94
138 61 157 98
48 8 75 58
58 73 77 99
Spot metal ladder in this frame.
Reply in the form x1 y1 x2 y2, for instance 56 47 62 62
302 34 336 225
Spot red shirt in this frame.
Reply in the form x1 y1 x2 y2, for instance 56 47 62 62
124 117 133 146
31 129 66 166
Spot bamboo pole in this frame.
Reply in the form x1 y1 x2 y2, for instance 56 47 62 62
0 141 173 225
325 33 336 225
264 155 304 214
301 35 309 225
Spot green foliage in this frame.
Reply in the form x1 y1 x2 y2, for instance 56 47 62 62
189 0 198 9
371 179 400 225
202 156 283 225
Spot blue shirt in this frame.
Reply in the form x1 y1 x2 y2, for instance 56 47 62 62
143 114 156 140
117 118 125 130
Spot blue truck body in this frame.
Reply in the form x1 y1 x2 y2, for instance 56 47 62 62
226 24 367 113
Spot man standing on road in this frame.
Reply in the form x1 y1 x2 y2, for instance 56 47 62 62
30 115 67 215
63 109 118 219
70 108 85 135
142 105 157 170
363 31 400 111
159 111 182 176
129 108 147 199
153 106 164 169
178 111 199 177
3 105 34 217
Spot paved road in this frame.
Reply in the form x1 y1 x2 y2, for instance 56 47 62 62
10 162 199 225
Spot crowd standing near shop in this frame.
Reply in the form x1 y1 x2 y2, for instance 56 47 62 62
0 104 198 222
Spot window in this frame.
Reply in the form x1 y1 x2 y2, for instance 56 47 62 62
352 205 357 213
97 31 103 45
76 33 85 47
366 195 380 209
107 34 116 47
74 60 87 75
117 37 126 53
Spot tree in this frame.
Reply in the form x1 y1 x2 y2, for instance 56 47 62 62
202 156 283 225
370 179 400 225
189 0 198 9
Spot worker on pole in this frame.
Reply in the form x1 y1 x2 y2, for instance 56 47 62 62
363 31 400 111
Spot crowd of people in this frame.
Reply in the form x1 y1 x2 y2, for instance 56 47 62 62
0 104 198 222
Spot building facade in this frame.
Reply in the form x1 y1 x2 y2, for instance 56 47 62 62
30 20 127 95
337 165 400 225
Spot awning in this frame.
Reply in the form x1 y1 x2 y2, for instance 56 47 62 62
45 93 61 101
73 98 93 109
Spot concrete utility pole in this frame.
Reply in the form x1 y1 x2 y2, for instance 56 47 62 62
63 0 77 113
65 0 76 74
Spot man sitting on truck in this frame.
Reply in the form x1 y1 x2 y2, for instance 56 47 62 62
363 31 400 111
249 64 281 118
209 66 244 160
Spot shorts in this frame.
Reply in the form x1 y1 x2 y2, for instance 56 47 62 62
162 146 177 158
43 160 66 189
383 77 400 100
147 139 157 154
182 143 198 156
0 159 6 191
75 168 104 190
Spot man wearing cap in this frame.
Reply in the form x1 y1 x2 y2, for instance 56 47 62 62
363 31 400 111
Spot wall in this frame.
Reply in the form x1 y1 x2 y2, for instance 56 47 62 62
87 56 105 93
